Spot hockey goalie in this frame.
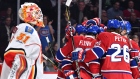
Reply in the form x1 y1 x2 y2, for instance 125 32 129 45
1 2 44 79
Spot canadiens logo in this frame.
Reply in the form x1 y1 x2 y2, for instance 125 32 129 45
40 29 49 36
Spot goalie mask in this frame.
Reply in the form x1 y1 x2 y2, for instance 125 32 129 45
18 2 44 27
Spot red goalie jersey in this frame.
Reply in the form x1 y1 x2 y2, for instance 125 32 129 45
83 32 139 79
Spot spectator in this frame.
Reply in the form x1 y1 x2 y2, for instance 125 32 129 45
0 7 15 24
101 9 108 25
129 12 140 27
0 16 13 61
123 0 140 20
71 1 86 24
86 3 98 19
129 12 140 34
35 15 55 53
132 35 140 46
82 16 88 22
107 1 123 19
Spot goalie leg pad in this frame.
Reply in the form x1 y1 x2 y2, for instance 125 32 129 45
8 54 35 79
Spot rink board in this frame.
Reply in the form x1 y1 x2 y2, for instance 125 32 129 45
43 72 57 79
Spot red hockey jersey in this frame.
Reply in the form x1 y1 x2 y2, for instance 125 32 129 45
56 35 97 78
83 32 139 79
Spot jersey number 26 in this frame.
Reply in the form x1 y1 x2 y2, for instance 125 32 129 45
111 44 130 63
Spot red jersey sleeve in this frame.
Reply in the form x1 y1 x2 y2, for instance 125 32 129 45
83 32 109 62
55 39 73 62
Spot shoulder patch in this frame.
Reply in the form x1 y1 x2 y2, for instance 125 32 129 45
25 26 34 34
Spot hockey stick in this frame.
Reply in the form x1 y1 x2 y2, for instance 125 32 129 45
42 54 59 69
119 16 133 48
45 36 56 59
65 0 81 78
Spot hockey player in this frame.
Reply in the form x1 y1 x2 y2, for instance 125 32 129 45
72 19 136 79
1 2 44 79
120 20 139 79
56 25 103 79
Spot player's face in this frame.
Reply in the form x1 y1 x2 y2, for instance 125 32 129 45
121 30 127 36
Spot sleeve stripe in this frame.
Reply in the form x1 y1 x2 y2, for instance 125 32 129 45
91 50 98 58
56 49 66 61
92 46 104 58
88 62 100 64
61 60 73 67
130 59 138 67
131 66 138 68
61 64 72 69
60 49 66 57
88 59 100 64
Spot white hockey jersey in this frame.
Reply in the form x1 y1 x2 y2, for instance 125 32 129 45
1 23 43 79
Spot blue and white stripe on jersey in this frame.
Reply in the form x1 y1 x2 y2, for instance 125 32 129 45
56 48 66 62
130 59 138 68
61 59 73 69
88 59 100 64
92 46 104 58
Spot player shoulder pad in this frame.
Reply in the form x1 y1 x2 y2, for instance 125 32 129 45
98 32 110 39
17 23 34 34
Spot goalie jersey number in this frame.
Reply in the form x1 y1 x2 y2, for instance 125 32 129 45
17 33 30 44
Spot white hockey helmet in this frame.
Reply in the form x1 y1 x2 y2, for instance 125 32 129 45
18 2 44 27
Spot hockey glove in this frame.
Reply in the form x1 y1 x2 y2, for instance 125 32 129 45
72 48 85 62
64 70 78 79
65 26 76 39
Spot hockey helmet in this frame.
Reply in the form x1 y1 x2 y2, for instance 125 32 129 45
120 21 131 34
75 24 86 35
86 19 97 27
107 19 120 29
98 27 104 33
18 2 44 27
86 25 99 35
93 17 101 25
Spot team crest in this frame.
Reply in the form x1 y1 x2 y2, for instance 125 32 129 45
40 29 49 36
25 26 34 34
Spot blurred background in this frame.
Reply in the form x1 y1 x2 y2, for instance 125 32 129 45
0 0 140 72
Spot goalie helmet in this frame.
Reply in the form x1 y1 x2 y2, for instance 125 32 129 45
18 2 44 27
